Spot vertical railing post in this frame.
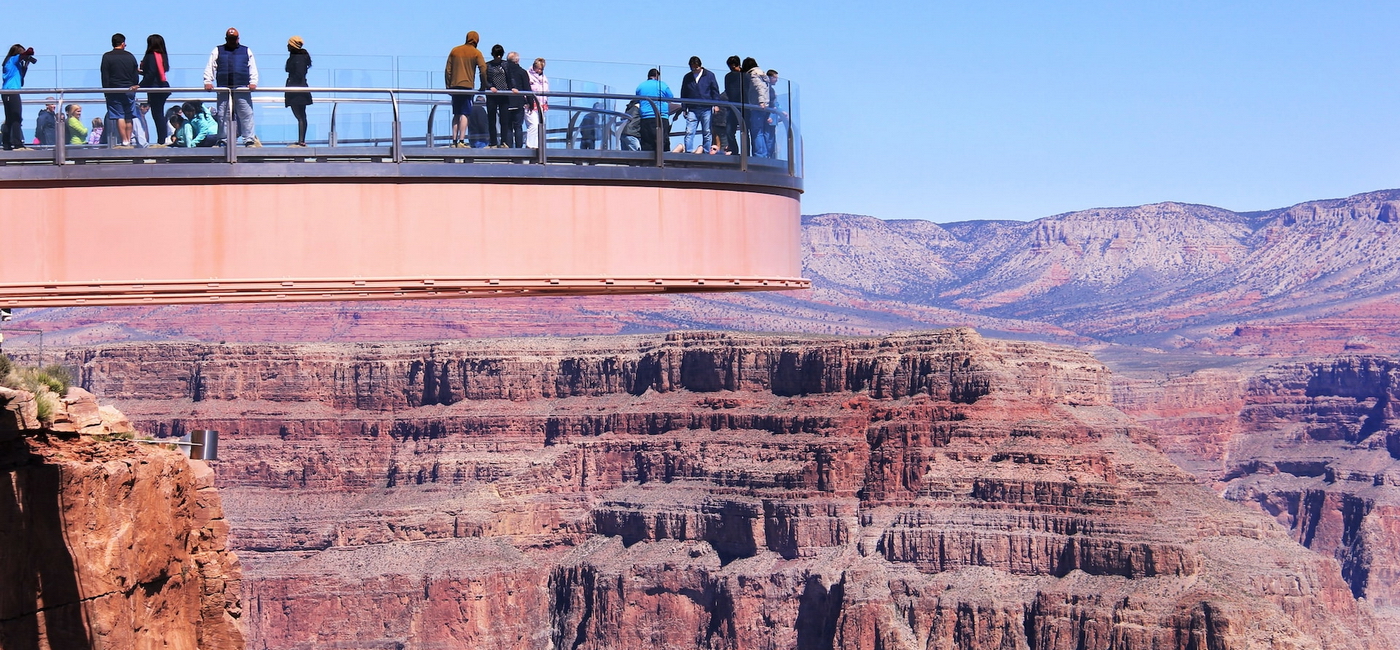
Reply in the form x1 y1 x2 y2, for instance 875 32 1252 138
786 114 795 176
389 90 403 162
535 92 547 165
54 91 65 165
737 104 748 172
329 103 338 147
224 88 237 164
426 103 437 148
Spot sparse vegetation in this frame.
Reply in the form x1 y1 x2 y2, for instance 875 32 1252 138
1 355 74 424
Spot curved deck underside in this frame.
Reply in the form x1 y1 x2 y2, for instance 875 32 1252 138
0 162 806 307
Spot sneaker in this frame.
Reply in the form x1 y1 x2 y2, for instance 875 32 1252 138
671 144 685 153
288 143 306 148
246 137 263 148
147 143 168 149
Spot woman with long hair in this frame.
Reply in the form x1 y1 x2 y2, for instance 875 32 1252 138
140 34 172 145
2 44 36 151
284 36 313 147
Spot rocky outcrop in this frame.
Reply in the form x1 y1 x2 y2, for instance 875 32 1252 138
1116 355 1400 641
0 387 245 650
59 330 1387 649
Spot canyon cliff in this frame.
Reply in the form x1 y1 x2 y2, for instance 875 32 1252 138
1116 355 1400 640
0 385 245 650
54 330 1387 649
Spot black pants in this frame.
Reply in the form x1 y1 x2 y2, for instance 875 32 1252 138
502 108 523 147
290 105 309 144
1 93 23 150
639 117 669 152
486 96 508 146
147 90 170 144
720 107 740 154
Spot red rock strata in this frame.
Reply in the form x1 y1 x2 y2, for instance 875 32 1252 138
0 387 245 650
61 330 1385 649
1116 355 1400 641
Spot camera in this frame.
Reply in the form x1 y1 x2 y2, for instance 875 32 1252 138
21 47 37 64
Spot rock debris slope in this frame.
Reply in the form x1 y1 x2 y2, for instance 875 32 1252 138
59 330 1386 649
0 386 245 650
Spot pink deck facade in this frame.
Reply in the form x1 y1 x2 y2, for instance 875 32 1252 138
0 180 806 307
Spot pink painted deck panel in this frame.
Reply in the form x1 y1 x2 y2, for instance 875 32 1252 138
0 182 806 306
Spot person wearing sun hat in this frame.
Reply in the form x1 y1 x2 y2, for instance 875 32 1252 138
284 36 313 147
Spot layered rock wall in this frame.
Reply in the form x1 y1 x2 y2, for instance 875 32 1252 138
61 330 1387 649
1116 355 1400 638
0 387 245 650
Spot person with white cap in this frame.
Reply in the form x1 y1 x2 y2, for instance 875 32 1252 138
203 27 261 146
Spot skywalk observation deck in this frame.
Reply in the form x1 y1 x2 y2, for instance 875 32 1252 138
0 72 805 307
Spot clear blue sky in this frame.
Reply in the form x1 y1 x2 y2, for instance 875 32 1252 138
4 1 1395 221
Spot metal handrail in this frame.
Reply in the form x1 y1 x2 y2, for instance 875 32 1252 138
2 86 796 175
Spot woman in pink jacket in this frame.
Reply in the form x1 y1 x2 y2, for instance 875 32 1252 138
524 58 548 149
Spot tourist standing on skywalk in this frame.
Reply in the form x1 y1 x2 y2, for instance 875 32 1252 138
721 55 742 155
524 58 549 149
284 36 313 147
503 52 530 148
100 34 140 148
34 98 57 146
679 56 720 155
444 31 486 148
483 45 509 147
635 68 673 152
2 44 36 151
204 28 261 147
742 57 771 158
139 34 172 147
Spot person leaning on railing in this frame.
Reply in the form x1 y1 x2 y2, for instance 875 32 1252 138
444 31 486 148
1 44 36 151
742 57 771 159
502 52 530 148
204 27 262 147
100 33 141 148
679 56 721 155
634 68 673 152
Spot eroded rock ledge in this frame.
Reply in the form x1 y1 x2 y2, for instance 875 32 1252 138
59 329 1390 649
0 386 244 650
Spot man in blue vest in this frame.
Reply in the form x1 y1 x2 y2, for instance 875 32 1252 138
202 27 261 147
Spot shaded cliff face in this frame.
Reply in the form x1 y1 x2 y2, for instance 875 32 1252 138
63 330 1384 649
1116 355 1400 637
0 388 245 650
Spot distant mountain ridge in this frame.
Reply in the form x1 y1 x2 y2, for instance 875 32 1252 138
9 189 1400 356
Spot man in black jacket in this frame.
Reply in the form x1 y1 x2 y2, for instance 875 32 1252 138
503 52 531 148
679 56 721 154
99 34 140 148
721 55 742 155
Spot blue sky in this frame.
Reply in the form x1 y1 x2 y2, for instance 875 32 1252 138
3 1 1395 221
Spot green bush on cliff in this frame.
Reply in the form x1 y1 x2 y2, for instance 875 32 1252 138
0 354 12 380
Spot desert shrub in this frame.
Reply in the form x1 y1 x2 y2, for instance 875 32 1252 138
0 354 12 378
40 365 72 393
35 392 53 423
17 367 67 395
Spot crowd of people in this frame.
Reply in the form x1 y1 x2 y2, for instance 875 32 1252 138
1 30 786 156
